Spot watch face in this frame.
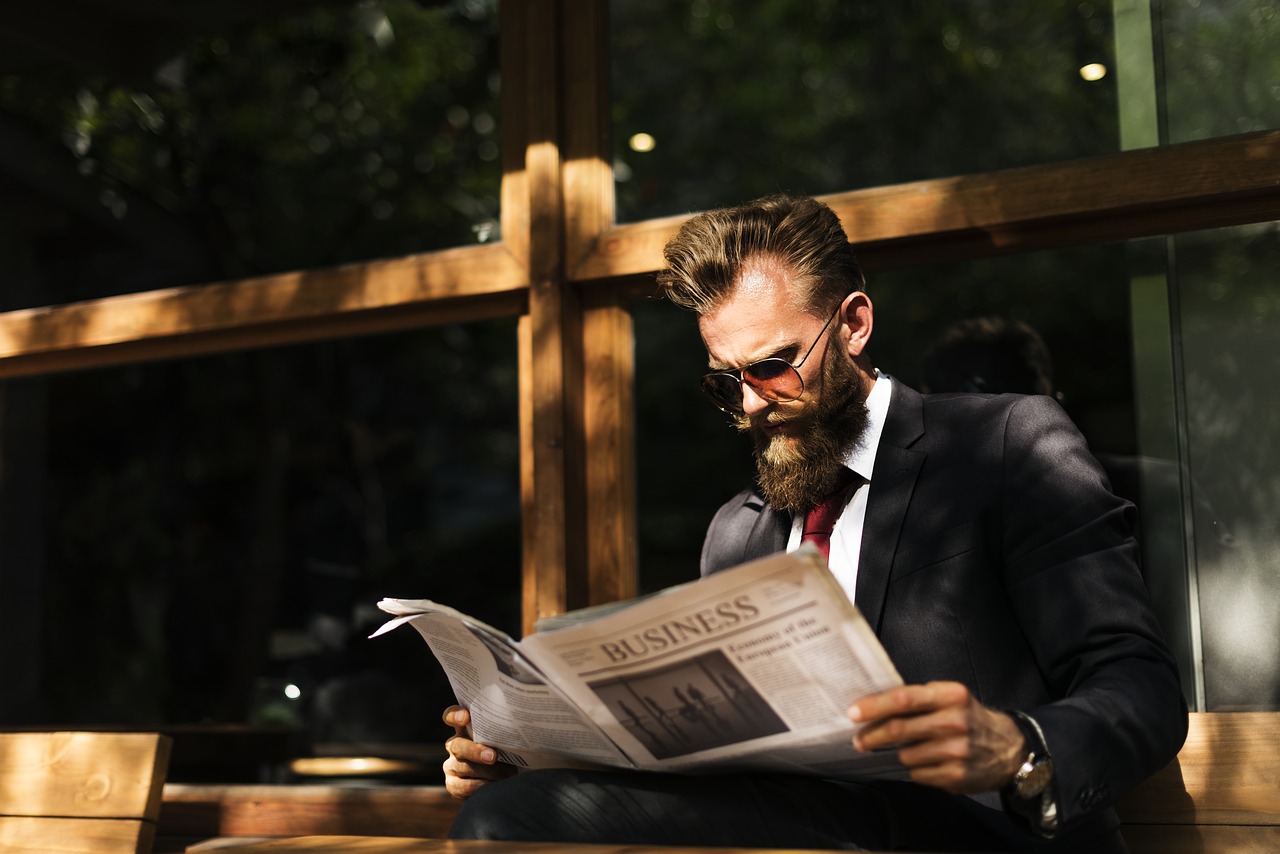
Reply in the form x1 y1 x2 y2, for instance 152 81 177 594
1017 756 1052 799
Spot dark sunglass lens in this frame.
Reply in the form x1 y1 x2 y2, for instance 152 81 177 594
743 360 802 400
701 374 743 412
745 359 792 381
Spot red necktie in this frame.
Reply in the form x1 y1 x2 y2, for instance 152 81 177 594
801 470 859 560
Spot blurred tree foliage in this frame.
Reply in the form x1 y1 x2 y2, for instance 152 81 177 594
1 0 517 747
612 0 1118 222
0 0 500 301
1160 0 1280 143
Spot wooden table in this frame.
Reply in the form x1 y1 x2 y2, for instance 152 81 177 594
187 836 863 853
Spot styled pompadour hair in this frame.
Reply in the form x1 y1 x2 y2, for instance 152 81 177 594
655 193 865 315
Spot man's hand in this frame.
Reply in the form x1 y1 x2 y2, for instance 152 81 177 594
442 705 517 799
849 681 1026 794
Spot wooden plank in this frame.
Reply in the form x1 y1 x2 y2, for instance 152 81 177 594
505 0 538 638
513 0 573 634
496 0 530 275
561 1 637 607
183 835 863 853
561 0 614 279
1123 824 1280 854
828 130 1280 260
573 212 687 287
159 785 460 840
510 0 594 634
0 816 155 854
582 294 637 606
0 291 525 380
0 244 525 378
2 724 306 781
1115 712 1280 826
850 189 1280 271
0 731 171 821
572 130 1280 281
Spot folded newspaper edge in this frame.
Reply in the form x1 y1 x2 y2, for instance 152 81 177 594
373 546 908 781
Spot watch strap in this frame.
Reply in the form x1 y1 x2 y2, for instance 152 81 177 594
1009 709 1049 756
1003 711 1059 836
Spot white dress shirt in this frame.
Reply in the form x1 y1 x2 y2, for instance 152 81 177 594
786 371 891 600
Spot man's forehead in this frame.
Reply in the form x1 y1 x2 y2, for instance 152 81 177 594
734 254 798 298
697 271 818 369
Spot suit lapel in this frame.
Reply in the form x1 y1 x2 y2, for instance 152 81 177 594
856 381 926 633
703 489 790 575
746 502 790 560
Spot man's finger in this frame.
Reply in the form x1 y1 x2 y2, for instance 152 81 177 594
852 700 969 752
445 735 497 765
443 705 471 730
850 681 970 724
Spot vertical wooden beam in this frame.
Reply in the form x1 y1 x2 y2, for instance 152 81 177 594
562 2 638 606
581 291 637 606
506 0 587 634
561 2 615 280
508 0 634 631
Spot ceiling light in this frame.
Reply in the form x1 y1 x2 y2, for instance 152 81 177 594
1080 63 1107 82
629 132 656 153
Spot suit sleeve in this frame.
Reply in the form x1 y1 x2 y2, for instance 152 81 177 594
998 395 1187 828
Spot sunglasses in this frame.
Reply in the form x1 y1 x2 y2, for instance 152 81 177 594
700 307 841 415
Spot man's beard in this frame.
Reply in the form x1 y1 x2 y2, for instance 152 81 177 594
735 345 870 514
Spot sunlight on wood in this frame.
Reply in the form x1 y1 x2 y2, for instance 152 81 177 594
0 244 525 374
574 130 1280 282
0 732 170 854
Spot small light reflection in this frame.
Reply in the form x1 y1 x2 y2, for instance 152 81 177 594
1080 63 1107 82
629 132 656 153
284 683 302 700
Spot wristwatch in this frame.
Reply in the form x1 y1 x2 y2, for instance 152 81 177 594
1004 711 1059 835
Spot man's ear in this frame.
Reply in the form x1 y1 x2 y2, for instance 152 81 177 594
841 291 873 358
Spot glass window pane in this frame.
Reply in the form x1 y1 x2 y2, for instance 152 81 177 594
1173 222 1280 710
612 1 1119 222
0 0 501 310
1160 0 1280 143
0 323 520 777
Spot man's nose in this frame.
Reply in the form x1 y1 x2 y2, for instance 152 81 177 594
740 382 772 416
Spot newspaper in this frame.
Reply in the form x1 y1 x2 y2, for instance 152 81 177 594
372 546 907 780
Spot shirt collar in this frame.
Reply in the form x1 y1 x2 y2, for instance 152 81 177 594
844 370 890 482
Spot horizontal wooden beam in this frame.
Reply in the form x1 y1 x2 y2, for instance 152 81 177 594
159 784 461 840
3 131 1277 378
0 243 525 378
572 130 1280 282
0 816 155 854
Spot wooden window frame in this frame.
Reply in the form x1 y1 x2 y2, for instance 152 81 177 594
1 2 1278 633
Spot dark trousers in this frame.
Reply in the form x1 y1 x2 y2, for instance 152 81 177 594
449 769 1127 852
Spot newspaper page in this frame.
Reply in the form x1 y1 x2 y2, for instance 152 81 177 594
522 547 907 780
375 547 907 780
371 601 631 771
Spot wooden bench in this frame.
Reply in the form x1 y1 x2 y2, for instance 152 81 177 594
0 731 172 854
1117 711 1280 853
160 712 1279 853
158 784 462 850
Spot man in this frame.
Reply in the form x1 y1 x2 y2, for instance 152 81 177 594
441 194 1187 852
920 316 1056 397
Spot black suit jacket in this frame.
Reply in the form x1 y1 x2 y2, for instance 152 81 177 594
700 381 1187 837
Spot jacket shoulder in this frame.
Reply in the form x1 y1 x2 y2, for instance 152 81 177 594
700 486 783 577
